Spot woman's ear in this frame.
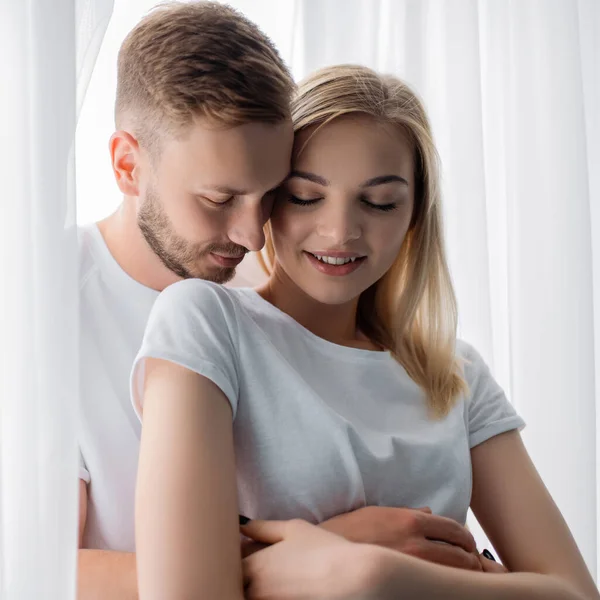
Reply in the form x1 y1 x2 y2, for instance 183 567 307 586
109 130 142 197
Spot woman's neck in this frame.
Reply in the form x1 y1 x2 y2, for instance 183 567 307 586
256 267 377 350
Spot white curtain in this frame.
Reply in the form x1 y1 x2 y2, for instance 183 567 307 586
0 1 113 599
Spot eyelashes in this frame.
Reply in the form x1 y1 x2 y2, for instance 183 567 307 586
367 201 398 212
287 195 399 212
288 196 320 207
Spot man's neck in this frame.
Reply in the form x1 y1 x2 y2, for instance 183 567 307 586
96 199 181 292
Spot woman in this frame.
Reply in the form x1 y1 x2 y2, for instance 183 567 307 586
131 65 598 600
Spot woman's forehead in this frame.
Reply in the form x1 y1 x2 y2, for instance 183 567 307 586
292 115 414 186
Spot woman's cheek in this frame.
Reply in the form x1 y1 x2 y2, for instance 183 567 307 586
272 210 309 249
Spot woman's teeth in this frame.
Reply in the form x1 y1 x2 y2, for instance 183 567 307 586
311 254 358 265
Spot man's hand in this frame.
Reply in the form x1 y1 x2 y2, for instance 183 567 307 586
319 505 482 571
242 518 378 600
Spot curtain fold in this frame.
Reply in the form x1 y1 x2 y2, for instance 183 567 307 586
0 1 113 598
577 0 600 580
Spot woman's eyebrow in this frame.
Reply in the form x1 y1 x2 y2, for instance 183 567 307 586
287 170 329 186
361 175 409 188
287 171 409 188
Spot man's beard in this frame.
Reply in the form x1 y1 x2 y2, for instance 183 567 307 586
137 186 246 284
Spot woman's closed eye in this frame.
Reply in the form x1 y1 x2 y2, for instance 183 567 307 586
288 195 321 207
361 197 398 212
287 194 399 213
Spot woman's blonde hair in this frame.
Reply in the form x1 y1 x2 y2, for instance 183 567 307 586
258 64 468 418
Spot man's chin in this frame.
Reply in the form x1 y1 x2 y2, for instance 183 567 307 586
185 265 236 284
210 268 236 285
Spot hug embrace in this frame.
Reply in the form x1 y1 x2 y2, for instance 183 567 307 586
77 2 598 600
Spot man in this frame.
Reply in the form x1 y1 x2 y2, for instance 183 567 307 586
77 2 482 598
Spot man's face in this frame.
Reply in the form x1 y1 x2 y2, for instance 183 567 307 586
137 118 293 283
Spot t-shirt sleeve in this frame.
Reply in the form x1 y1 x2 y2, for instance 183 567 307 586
460 342 526 448
131 280 239 420
79 448 90 483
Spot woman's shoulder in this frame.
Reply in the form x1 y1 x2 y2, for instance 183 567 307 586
455 338 478 362
454 339 493 384
151 279 244 327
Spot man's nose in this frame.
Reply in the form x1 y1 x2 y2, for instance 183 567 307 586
228 203 267 252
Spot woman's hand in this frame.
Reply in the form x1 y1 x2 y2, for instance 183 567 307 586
241 519 512 600
319 506 482 571
477 552 509 573
241 518 378 600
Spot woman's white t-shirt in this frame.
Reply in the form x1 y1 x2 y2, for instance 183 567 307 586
131 279 525 525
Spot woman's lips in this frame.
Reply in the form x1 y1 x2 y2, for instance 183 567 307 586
304 251 366 276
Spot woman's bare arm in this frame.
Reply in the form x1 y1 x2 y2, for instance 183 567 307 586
469 430 598 599
241 518 588 600
135 358 243 600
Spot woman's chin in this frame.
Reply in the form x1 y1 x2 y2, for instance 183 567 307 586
296 283 363 307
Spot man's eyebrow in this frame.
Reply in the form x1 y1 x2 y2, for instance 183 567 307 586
197 181 286 196
287 170 329 186
201 185 248 196
361 175 409 188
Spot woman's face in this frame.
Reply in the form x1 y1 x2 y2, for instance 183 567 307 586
270 113 416 306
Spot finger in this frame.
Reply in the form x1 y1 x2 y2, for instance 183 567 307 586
242 542 280 589
241 518 309 545
412 541 482 571
240 539 269 559
420 514 477 553
415 506 433 514
479 555 509 573
241 519 286 545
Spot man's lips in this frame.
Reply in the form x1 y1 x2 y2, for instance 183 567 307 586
210 252 245 268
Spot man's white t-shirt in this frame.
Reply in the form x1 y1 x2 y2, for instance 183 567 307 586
78 224 159 550
132 279 525 526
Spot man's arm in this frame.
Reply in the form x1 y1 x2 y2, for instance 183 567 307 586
78 480 138 600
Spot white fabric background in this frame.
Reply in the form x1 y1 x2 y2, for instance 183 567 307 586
1 1 598 597
0 1 113 598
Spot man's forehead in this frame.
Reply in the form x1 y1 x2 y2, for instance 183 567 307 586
168 119 292 193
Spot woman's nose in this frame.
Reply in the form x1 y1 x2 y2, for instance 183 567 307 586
316 203 362 245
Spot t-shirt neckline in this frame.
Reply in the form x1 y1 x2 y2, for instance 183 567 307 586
237 287 393 363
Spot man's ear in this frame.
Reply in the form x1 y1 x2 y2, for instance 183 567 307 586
109 130 142 196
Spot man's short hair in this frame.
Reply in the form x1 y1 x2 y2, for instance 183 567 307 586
115 1 295 152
